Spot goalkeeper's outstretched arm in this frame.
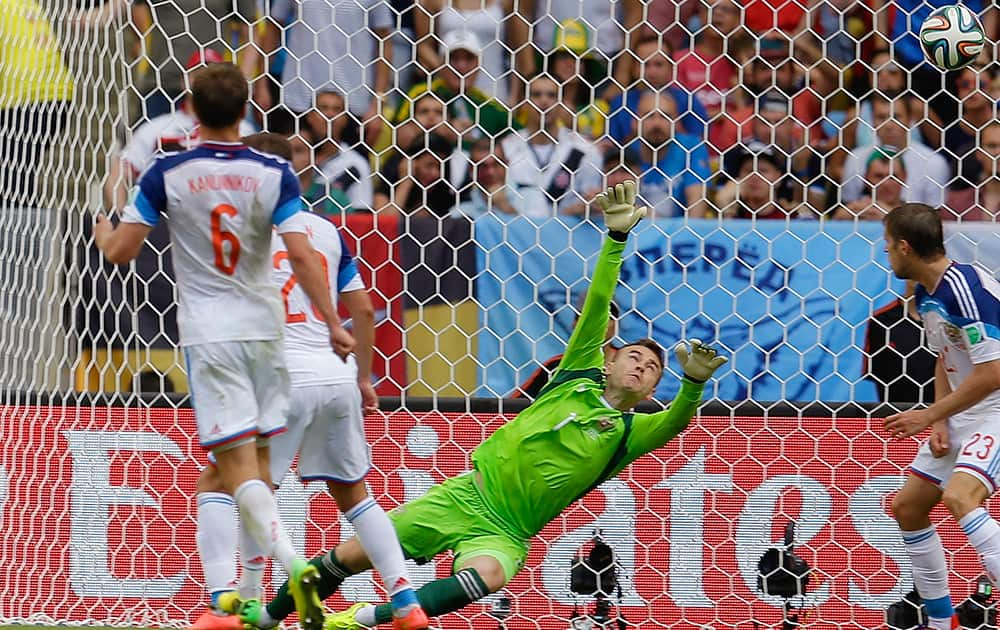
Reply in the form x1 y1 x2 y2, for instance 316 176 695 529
556 182 647 373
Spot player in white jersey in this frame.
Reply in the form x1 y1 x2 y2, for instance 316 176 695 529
188 132 427 630
882 203 1000 630
94 63 353 630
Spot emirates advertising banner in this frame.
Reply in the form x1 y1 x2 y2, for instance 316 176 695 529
0 402 992 628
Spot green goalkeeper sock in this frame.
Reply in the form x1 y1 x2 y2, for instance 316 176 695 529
372 569 489 625
266 550 352 620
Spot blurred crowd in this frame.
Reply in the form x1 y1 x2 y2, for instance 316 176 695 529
10 0 1000 222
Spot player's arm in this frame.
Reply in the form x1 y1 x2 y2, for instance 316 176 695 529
556 182 647 373
887 308 1000 437
281 231 355 359
341 289 377 411
928 353 953 456
920 359 1000 424
95 160 163 263
274 164 355 358
624 340 728 460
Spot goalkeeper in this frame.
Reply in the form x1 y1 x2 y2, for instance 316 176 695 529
232 181 728 630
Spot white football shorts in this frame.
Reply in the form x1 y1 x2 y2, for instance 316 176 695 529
268 381 371 485
184 340 290 451
911 412 1000 494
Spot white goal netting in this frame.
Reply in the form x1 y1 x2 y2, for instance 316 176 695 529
2 0 1000 627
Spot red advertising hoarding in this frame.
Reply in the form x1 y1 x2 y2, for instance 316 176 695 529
0 403 989 629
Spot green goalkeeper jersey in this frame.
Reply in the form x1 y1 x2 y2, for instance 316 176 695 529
472 236 706 540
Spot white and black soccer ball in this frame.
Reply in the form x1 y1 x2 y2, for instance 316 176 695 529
919 4 987 71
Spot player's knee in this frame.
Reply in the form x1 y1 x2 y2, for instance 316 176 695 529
196 464 225 494
891 491 928 528
327 480 368 512
459 556 507 595
942 487 981 520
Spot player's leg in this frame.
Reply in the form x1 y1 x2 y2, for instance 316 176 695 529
340 541 523 629
251 477 467 629
943 437 1000 587
187 343 277 626
304 382 424 625
243 340 325 630
893 456 953 629
192 461 242 630
247 536 374 629
326 475 527 629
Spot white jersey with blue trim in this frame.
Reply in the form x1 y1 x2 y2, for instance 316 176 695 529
121 141 308 346
917 262 1000 418
271 211 365 386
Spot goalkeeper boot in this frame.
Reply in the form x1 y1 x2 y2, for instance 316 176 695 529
190 608 244 630
322 603 368 630
289 558 326 630
391 605 429 630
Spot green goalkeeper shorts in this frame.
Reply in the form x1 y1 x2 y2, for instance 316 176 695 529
388 472 529 583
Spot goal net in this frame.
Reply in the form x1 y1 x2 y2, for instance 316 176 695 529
2 0 1000 627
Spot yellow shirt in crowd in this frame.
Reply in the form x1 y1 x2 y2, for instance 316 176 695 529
0 0 74 108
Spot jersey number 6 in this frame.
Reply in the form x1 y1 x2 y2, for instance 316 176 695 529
211 204 240 275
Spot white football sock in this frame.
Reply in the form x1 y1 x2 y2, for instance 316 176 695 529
354 604 377 627
345 496 413 598
960 507 1000 585
196 492 238 599
234 479 298 573
239 521 267 600
902 525 953 629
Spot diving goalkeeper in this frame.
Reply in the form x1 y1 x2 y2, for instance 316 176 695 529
230 181 728 630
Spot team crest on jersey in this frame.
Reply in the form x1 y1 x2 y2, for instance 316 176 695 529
944 322 966 347
965 323 986 345
597 417 615 432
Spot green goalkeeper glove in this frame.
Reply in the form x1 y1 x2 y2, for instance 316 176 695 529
674 339 728 383
595 181 647 234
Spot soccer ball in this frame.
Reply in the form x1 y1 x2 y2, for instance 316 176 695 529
919 4 987 71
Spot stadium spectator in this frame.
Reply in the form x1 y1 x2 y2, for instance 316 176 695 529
374 134 459 217
717 147 813 219
414 0 521 104
841 95 947 208
455 138 525 217
545 35 611 139
673 0 751 156
945 120 1000 221
0 0 73 208
501 75 602 217
850 49 922 149
606 37 708 150
864 280 936 404
510 298 620 399
307 89 374 213
290 126 353 216
724 89 829 212
833 147 907 221
80 0 256 120
258 0 393 148
638 0 702 52
393 91 449 160
393 31 515 149
626 92 710 218
523 3 642 102
103 52 256 211
926 67 997 199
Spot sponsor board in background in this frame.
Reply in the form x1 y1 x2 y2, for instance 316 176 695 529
0 403 992 628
